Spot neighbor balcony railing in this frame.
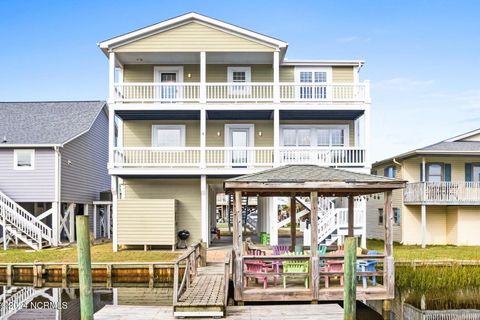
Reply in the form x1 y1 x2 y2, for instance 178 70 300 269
404 181 480 204
112 82 369 103
111 146 366 169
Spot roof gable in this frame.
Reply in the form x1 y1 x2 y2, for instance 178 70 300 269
0 101 106 146
99 12 287 53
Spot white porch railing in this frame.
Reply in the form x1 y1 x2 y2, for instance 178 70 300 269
404 182 480 204
279 147 365 166
112 82 369 103
112 146 365 169
337 207 365 228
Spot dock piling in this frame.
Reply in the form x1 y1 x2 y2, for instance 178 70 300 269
76 215 94 320
343 236 356 320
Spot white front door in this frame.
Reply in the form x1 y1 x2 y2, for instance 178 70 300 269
225 124 254 167
154 66 184 101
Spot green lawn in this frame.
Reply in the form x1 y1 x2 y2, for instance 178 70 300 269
0 242 180 264
367 239 480 260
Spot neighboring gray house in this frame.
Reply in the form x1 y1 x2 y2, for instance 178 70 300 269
0 101 110 249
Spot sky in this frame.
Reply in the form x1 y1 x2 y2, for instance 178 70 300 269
1 0 479 162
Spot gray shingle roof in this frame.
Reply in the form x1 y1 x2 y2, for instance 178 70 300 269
0 101 106 145
420 141 480 151
227 165 398 183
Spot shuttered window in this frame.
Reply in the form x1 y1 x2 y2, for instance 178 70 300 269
465 163 480 182
384 165 396 178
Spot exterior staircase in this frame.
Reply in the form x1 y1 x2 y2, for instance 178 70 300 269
0 286 49 319
227 195 257 232
0 190 53 250
281 197 365 246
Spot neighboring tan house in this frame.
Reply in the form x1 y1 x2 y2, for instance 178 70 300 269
0 101 110 250
99 12 372 251
367 128 480 246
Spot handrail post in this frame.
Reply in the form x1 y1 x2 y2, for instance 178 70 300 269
173 262 179 304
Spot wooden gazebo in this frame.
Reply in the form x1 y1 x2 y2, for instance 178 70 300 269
224 165 405 315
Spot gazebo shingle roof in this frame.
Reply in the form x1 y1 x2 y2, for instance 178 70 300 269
227 165 397 183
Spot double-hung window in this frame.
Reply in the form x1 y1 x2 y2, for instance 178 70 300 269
426 163 443 182
317 128 345 147
384 165 396 178
13 149 35 170
152 125 185 147
227 67 251 96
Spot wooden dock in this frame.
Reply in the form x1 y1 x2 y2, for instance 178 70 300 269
173 262 227 318
95 304 344 320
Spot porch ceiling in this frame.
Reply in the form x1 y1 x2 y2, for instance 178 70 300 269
116 110 200 120
207 110 273 120
224 165 405 197
116 52 274 65
280 110 364 121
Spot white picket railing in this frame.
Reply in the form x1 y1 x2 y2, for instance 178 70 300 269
0 191 52 249
205 147 274 167
404 182 480 204
113 147 201 167
112 81 369 103
279 147 365 166
279 82 368 102
114 83 201 102
112 146 365 168
0 287 49 319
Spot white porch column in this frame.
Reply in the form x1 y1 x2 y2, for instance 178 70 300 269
268 197 278 245
200 51 207 103
273 50 280 103
111 176 118 252
69 204 75 243
108 106 115 169
108 52 116 103
273 108 280 167
200 108 206 168
360 197 367 248
201 175 209 245
421 157 427 248
93 205 97 239
364 107 371 168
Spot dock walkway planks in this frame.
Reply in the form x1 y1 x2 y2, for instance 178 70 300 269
173 262 226 317
95 304 343 320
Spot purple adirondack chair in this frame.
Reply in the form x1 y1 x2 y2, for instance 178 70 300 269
272 245 290 255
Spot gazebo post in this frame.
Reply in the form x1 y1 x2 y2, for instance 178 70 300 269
344 194 357 320
233 190 244 302
383 191 395 299
290 197 296 252
310 192 319 302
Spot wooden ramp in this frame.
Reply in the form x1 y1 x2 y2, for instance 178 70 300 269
173 262 226 318
96 304 344 320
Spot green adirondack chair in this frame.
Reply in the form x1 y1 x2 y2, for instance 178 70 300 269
282 260 309 289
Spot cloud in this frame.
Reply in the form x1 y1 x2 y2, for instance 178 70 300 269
336 36 371 43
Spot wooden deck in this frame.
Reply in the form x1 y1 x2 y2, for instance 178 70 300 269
95 304 343 319
173 262 226 317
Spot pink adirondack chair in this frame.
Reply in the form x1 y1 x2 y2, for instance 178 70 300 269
244 261 268 289
322 249 345 288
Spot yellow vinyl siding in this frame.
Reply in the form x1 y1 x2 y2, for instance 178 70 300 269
402 156 480 182
280 120 356 147
280 66 295 82
402 205 447 245
332 67 354 82
456 207 480 245
121 179 201 245
114 22 274 52
123 120 200 147
459 133 480 141
206 120 273 147
123 65 200 83
117 199 176 245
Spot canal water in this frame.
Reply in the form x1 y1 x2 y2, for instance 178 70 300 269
1 265 479 319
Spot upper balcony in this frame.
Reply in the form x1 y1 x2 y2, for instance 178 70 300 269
404 182 480 205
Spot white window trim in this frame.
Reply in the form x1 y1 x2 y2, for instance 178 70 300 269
13 149 35 170
227 67 252 83
279 125 349 147
151 125 186 147
294 67 332 83
153 66 184 83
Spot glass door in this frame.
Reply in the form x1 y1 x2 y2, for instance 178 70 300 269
230 129 249 167
160 72 177 100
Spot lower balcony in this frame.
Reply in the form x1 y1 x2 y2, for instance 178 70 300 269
404 182 480 205
111 147 366 171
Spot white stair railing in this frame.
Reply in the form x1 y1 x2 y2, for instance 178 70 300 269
0 287 38 319
0 191 52 249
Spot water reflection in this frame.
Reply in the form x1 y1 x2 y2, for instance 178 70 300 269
0 286 173 320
